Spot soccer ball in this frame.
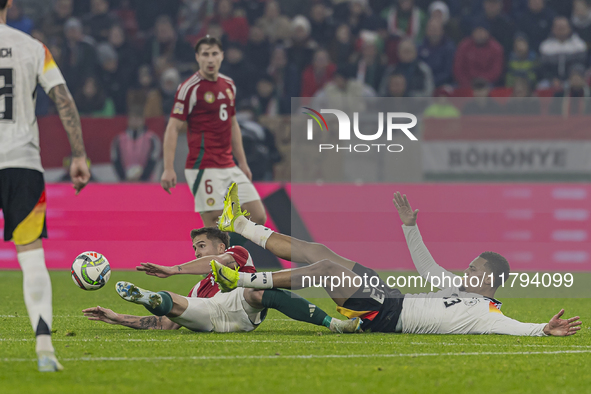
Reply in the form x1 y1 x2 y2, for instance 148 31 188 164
71 251 111 290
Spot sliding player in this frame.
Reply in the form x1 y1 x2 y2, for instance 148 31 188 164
212 184 581 336
83 227 359 334
0 0 90 372
160 35 266 236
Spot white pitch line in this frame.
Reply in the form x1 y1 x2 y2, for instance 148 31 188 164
1 338 590 349
3 349 591 363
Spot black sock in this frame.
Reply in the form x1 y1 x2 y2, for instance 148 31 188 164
229 232 248 246
261 289 330 326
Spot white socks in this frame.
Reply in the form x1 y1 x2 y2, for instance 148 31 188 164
237 271 274 289
234 216 273 248
18 248 54 353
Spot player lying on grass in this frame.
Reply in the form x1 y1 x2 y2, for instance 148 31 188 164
83 227 359 334
211 184 582 336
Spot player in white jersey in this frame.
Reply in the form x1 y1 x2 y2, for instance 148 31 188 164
0 0 90 372
212 184 581 337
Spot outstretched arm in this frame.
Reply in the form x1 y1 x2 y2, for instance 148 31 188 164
136 253 237 278
393 192 459 287
83 306 181 330
48 84 90 194
486 309 581 336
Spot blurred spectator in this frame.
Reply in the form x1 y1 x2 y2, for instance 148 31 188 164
255 1 292 44
549 64 591 115
333 0 385 36
301 49 336 97
286 16 318 73
113 0 139 40
7 2 34 34
384 73 408 97
96 43 129 115
313 65 376 112
462 78 502 114
418 18 455 87
61 17 99 95
127 65 164 118
178 0 208 38
480 0 515 57
539 17 587 86
382 0 427 42
204 0 250 46
248 74 280 117
380 38 434 97
236 105 282 181
454 20 504 88
236 0 267 25
428 1 450 25
309 2 334 47
355 36 386 92
423 87 461 118
277 0 314 19
143 15 196 76
328 24 356 65
111 106 162 182
267 46 300 114
108 24 138 89
219 42 258 101
245 25 271 71
503 76 541 114
134 0 181 32
83 0 115 42
572 0 591 45
75 75 115 117
159 67 181 116
506 33 539 87
41 0 74 46
516 0 555 52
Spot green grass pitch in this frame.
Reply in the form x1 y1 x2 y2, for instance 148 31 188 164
1 270 590 394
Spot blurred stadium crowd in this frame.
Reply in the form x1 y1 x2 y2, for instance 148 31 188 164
9 0 591 119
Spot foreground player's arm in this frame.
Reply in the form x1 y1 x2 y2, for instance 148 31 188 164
393 192 459 287
485 309 581 336
137 253 237 277
47 84 90 194
231 116 252 181
83 306 181 330
160 117 187 194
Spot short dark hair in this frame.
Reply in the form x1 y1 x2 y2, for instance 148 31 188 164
195 35 223 53
480 251 510 288
0 0 8 10
190 227 230 249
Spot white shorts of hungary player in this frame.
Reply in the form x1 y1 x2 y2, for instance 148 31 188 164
170 288 266 332
185 167 260 212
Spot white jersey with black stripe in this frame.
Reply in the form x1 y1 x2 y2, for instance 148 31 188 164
0 24 66 172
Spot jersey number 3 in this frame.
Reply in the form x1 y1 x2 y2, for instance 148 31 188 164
0 68 14 121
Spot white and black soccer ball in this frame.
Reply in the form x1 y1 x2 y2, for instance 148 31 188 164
71 251 111 290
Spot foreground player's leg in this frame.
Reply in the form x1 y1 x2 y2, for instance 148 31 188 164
212 259 362 306
218 183 356 268
16 239 63 372
244 289 361 333
116 281 174 316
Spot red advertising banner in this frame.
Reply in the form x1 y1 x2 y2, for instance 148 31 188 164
1 183 589 272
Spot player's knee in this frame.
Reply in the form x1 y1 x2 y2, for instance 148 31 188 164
244 289 264 309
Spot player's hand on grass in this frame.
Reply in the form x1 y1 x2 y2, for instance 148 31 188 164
161 169 177 194
136 262 175 278
543 309 582 336
83 306 120 325
238 162 253 182
70 156 90 195
393 191 419 226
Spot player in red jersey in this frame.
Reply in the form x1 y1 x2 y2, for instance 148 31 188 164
160 35 266 229
82 227 360 334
